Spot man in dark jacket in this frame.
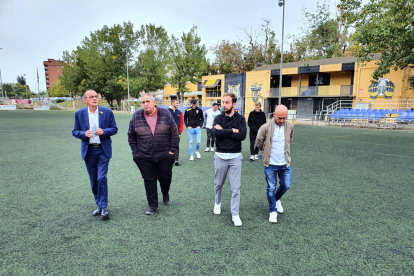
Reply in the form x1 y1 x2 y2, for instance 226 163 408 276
247 102 267 161
212 93 247 227
128 93 179 215
168 99 184 166
184 99 204 161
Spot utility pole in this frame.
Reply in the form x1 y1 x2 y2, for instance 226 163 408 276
125 38 130 113
278 0 285 106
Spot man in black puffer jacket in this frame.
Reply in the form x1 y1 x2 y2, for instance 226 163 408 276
247 102 267 161
212 93 247 227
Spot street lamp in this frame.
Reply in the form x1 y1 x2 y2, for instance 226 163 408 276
278 0 285 106
24 74 28 99
124 38 130 112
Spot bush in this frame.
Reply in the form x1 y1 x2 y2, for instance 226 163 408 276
56 99 65 103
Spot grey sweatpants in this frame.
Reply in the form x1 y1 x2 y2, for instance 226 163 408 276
214 154 243 216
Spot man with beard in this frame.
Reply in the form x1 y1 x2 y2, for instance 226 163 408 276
212 93 247 226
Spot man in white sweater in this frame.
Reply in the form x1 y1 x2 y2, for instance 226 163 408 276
202 103 221 152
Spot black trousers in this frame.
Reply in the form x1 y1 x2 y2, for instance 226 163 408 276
175 135 180 161
206 128 215 147
133 155 175 208
249 130 259 155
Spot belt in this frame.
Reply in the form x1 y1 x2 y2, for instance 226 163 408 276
89 143 101 147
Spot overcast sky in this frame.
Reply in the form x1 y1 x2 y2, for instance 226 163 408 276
0 0 333 92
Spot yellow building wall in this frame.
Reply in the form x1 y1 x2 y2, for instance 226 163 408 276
330 72 353 86
244 70 271 119
282 67 298 75
202 74 225 107
163 83 200 104
353 61 414 108
320 64 342 72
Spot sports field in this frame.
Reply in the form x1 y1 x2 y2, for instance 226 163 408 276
1 110 413 275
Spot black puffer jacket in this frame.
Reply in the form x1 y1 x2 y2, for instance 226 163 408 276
212 111 247 153
184 107 204 128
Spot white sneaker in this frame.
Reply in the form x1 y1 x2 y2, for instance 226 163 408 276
189 155 194 161
213 203 221 215
210 147 214 152
196 151 201 159
249 155 255 161
232 215 242 226
276 200 284 214
254 155 260 160
269 211 278 223
204 148 210 152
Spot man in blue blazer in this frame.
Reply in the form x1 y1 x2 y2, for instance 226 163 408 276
72 90 118 219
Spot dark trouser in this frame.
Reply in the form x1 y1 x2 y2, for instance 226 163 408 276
84 145 110 209
206 128 215 148
133 154 175 208
249 131 259 155
175 135 181 162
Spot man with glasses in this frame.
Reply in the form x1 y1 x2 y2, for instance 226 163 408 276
212 93 247 227
72 90 118 219
256 105 294 224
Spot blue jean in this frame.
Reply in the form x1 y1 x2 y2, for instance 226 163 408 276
84 146 110 209
188 128 201 155
264 164 292 213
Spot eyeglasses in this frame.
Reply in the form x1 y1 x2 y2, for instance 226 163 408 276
85 95 98 99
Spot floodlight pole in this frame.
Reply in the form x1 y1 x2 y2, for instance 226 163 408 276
125 39 130 113
278 0 285 106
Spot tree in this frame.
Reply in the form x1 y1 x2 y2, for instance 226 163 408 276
130 24 171 95
339 0 414 80
211 40 246 74
17 76 26 86
14 83 27 98
1 83 13 97
60 22 139 107
170 26 207 99
302 2 351 59
47 81 69 97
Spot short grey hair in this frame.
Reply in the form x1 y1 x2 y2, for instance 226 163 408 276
83 89 96 98
141 93 155 101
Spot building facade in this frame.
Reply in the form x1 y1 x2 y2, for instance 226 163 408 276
43 59 63 89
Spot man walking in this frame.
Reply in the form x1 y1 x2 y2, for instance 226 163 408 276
256 105 294 223
72 89 118 219
128 93 178 215
168 99 184 166
212 93 247 226
248 102 267 161
202 103 221 152
184 99 204 161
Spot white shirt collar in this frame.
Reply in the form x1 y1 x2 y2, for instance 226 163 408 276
88 106 99 114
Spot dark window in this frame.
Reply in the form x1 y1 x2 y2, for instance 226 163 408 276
309 73 330 86
270 75 292 88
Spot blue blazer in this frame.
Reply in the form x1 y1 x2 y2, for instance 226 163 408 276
72 106 118 160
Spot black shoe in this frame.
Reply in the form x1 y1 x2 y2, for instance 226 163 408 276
163 194 170 205
101 208 109 219
92 208 101 216
174 161 180 166
145 206 158 215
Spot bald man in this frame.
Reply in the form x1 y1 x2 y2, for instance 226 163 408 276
256 105 294 223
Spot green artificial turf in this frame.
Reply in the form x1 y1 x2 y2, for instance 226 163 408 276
1 110 413 275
